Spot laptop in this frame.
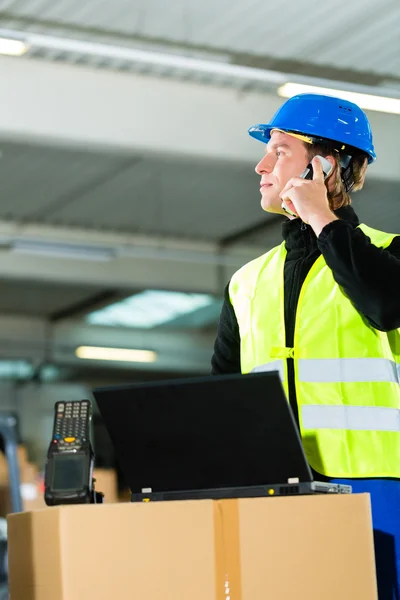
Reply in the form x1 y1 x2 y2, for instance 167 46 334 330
93 371 351 501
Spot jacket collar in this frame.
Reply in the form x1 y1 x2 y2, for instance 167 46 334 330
282 205 360 251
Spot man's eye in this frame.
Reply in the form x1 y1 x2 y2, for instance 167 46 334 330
276 151 282 157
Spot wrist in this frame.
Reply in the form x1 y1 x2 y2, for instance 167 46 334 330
308 212 338 237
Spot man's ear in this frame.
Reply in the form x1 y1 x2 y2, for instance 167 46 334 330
325 155 336 171
324 155 338 191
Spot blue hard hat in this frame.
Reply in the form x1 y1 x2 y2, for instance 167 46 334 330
248 93 376 163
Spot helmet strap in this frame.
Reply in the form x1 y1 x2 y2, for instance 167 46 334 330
340 154 355 193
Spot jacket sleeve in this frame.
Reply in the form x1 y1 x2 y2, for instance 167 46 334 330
211 283 241 374
317 219 400 331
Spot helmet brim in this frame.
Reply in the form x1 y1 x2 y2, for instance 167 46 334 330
248 123 376 164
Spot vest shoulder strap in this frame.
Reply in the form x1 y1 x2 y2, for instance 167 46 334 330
358 223 398 249
229 243 285 300
230 223 399 300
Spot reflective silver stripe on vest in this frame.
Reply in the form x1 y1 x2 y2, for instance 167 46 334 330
302 405 400 431
252 358 400 384
251 360 284 381
298 358 400 384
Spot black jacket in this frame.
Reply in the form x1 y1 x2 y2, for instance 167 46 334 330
211 206 400 475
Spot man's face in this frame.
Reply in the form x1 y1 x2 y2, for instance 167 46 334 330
255 130 310 214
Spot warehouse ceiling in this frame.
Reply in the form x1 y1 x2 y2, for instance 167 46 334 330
0 0 399 85
0 0 398 377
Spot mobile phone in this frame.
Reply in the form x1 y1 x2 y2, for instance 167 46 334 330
281 155 333 217
300 155 333 181
44 400 95 505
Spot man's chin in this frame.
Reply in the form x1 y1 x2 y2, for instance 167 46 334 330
260 195 285 215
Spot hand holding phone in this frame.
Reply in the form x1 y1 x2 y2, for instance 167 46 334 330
299 155 333 181
281 155 333 217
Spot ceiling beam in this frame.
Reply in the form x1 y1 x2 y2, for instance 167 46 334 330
0 14 394 87
1 57 399 181
0 220 264 293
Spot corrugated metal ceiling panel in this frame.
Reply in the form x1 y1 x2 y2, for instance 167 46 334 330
0 280 106 316
0 142 130 222
352 179 400 231
1 0 399 77
0 140 270 241
39 155 268 241
0 141 398 246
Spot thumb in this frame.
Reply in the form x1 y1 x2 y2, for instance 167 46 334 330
311 156 324 183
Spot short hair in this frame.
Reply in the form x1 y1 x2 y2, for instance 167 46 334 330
305 142 368 210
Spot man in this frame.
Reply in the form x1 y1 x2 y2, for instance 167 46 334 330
212 93 400 598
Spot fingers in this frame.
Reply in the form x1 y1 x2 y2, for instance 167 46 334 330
279 182 291 201
280 159 324 199
311 156 324 182
280 177 306 198
282 199 298 217
280 185 296 204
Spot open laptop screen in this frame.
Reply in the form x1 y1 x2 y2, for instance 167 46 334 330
93 371 312 494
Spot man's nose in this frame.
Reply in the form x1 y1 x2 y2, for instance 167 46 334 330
255 154 275 175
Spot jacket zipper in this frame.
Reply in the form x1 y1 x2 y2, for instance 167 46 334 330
285 223 310 427
286 227 324 428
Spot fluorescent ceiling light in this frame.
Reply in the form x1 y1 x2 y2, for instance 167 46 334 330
278 83 400 115
2 27 397 115
87 290 214 329
76 346 157 363
0 36 28 56
0 27 285 85
0 27 398 115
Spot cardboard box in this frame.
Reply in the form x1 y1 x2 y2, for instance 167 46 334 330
0 453 8 486
0 445 27 487
0 446 47 516
17 445 28 466
0 464 118 516
7 494 378 600
20 473 46 512
0 481 46 516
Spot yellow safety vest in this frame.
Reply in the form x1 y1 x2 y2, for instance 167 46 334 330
229 224 400 478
